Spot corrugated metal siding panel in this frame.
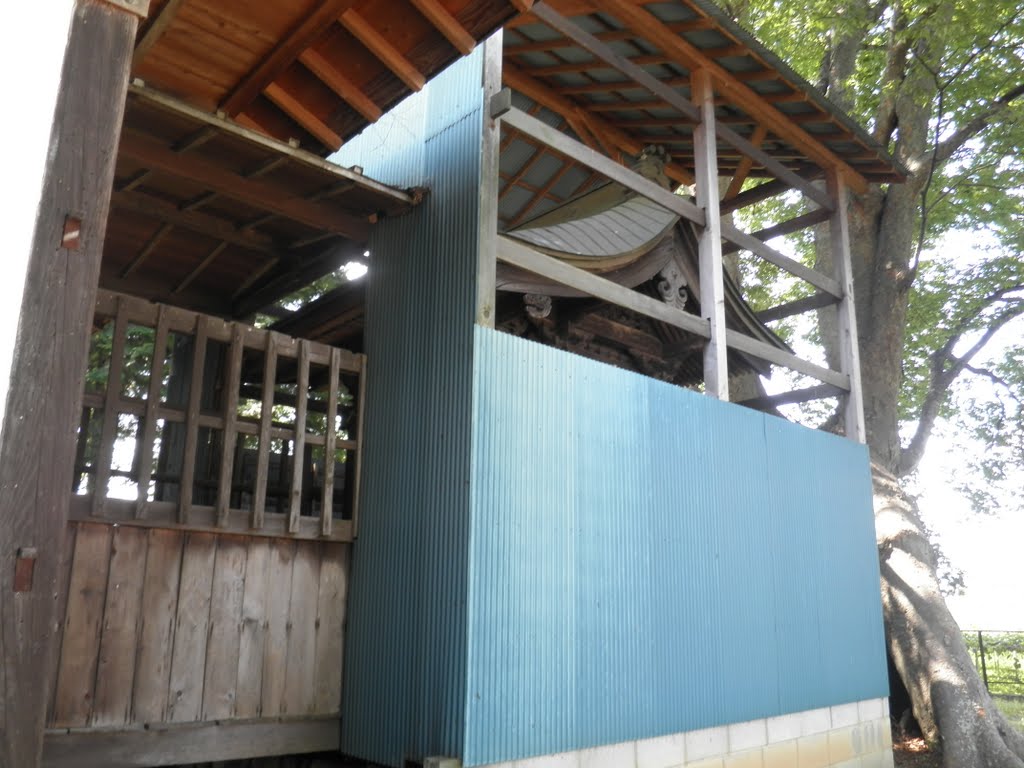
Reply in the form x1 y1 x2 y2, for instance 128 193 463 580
340 50 486 768
464 328 887 766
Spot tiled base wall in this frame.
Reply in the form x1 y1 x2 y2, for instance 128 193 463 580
478 698 893 768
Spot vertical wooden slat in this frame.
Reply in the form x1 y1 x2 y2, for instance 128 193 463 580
288 340 310 533
283 541 321 715
51 523 113 727
136 305 170 517
46 523 79 727
93 299 129 516
201 535 247 720
179 316 210 523
235 537 270 718
320 347 340 537
828 171 867 443
351 354 367 537
166 532 216 722
260 538 295 717
216 325 245 525
312 544 349 713
91 525 147 726
253 332 279 530
131 528 184 724
476 29 502 327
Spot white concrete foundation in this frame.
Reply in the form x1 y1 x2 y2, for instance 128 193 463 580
480 698 893 768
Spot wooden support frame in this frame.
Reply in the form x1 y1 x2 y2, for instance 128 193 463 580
478 31 504 327
75 291 364 542
340 8 426 91
0 3 140 766
827 172 867 442
528 2 835 210
692 69 729 399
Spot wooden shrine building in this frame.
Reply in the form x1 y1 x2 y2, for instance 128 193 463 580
1 1 904 767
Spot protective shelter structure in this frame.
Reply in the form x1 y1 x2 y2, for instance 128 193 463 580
1 1 902 767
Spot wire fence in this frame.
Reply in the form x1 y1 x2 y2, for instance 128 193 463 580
964 630 1024 698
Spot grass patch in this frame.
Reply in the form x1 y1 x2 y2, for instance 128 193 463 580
994 695 1024 732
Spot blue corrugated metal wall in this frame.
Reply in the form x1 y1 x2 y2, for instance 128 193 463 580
464 327 888 766
337 50 486 767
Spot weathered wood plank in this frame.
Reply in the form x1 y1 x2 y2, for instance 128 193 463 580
234 538 270 718
253 334 280 530
260 538 296 717
351 355 367 537
93 299 129 516
320 347 340 537
216 325 244 526
287 341 310 533
131 529 184 723
313 544 350 713
46 524 79 727
41 717 340 768
201 535 247 720
0 8 138 747
166 533 216 722
136 305 169 517
91 525 147 726
51 524 113 727
178 316 209 523
283 541 321 715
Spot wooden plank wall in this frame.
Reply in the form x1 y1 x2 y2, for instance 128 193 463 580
49 522 350 729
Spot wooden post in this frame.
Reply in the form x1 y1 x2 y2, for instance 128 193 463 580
476 29 503 328
692 69 729 400
0 2 140 766
827 171 867 442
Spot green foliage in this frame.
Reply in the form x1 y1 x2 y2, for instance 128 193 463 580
731 0 1024 516
964 631 1024 696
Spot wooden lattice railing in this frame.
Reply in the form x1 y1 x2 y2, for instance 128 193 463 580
70 290 364 541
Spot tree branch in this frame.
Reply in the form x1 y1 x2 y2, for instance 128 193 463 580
962 363 1024 407
934 82 1024 164
897 293 1024 476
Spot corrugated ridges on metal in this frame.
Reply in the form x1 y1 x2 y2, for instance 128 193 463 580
340 50 486 768
464 327 887 766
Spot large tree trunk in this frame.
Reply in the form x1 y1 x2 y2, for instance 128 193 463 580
875 468 1024 766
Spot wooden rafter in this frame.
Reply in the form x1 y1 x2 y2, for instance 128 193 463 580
264 82 343 150
120 222 173 278
299 49 382 122
410 0 476 54
220 0 355 116
133 0 186 67
590 0 869 192
504 18 713 53
503 62 695 185
119 132 370 239
340 9 426 91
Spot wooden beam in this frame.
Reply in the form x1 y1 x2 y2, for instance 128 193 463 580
220 0 355 116
738 383 845 410
692 69 728 399
724 124 767 199
497 235 710 338
721 208 832 255
0 2 138 765
411 0 476 54
264 82 342 150
131 84 415 207
496 102 704 226
299 49 382 122
828 171 866 442
41 717 339 768
111 191 278 252
726 329 849 389
478 32 502 327
530 3 834 208
119 131 370 239
754 291 837 323
588 0 870 193
132 0 185 67
340 8 425 91
719 219 841 297
119 222 172 278
502 63 695 185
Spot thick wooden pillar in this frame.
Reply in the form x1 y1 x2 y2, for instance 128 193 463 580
692 69 729 399
827 171 867 442
0 2 140 766
476 30 502 328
